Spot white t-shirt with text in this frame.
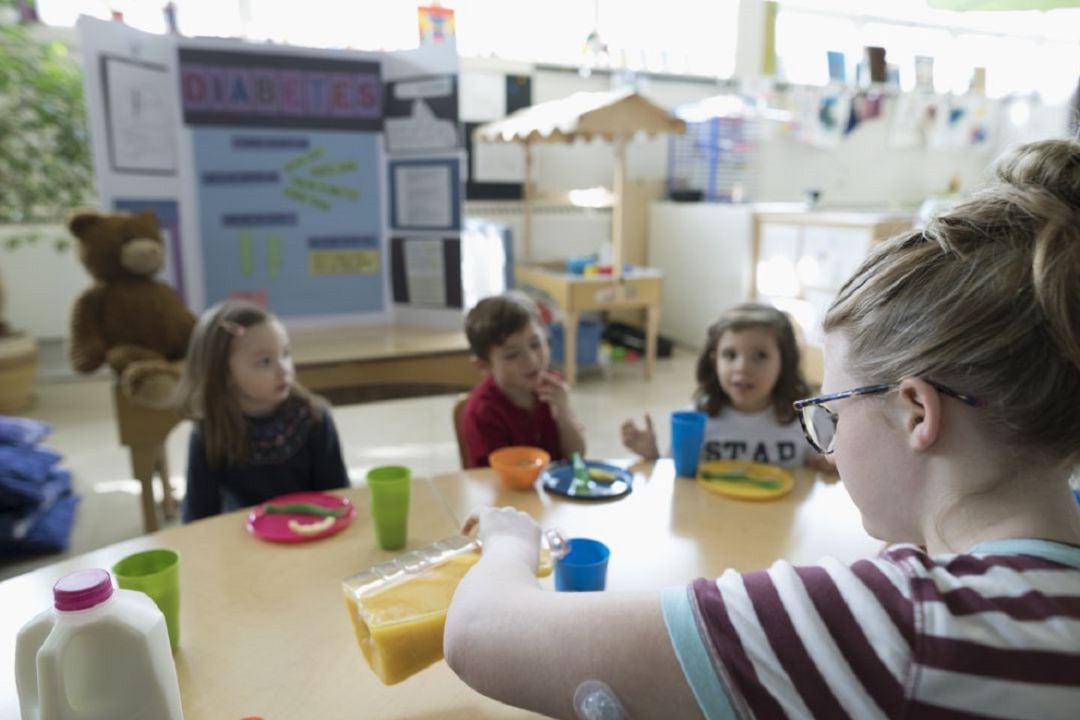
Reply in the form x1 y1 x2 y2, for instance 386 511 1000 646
700 407 809 468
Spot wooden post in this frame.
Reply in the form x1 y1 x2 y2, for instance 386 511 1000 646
611 136 627 281
522 140 534 261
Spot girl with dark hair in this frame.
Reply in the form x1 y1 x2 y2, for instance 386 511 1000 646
622 303 821 469
176 300 348 522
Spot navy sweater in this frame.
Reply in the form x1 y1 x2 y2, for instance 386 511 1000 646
182 396 349 522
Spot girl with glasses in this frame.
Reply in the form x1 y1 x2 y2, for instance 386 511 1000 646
621 303 829 470
444 139 1080 718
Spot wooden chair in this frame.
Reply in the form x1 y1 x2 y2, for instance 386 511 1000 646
112 385 182 533
452 393 469 469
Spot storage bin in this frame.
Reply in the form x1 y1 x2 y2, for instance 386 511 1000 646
549 319 603 368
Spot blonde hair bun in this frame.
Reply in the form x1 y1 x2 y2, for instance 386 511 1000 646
827 138 1080 466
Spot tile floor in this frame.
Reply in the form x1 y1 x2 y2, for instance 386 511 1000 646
1 348 699 581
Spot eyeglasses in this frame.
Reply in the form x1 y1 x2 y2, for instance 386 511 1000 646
792 381 985 454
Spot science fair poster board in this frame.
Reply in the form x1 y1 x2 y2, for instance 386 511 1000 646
179 47 385 317
78 17 466 325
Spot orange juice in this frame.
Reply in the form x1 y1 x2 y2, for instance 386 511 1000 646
345 551 479 685
343 532 564 685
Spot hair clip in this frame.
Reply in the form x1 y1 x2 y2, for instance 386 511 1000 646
220 320 246 337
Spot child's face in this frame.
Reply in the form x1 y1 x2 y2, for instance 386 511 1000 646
822 333 916 543
483 320 550 399
228 318 294 416
714 327 782 413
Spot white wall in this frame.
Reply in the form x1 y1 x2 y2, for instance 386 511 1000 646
1 224 87 340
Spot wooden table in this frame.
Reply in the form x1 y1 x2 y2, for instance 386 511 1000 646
115 324 481 534
1 461 879 718
515 264 662 386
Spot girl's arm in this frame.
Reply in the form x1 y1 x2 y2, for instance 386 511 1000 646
309 407 349 489
445 508 702 720
537 372 586 458
621 413 660 460
181 428 223 522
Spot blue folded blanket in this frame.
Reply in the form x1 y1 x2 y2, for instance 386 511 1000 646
0 467 71 511
0 416 52 447
0 445 62 483
0 492 80 554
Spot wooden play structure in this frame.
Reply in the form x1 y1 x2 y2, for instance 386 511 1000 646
474 88 685 384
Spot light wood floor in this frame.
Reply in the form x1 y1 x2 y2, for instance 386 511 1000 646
1 350 698 580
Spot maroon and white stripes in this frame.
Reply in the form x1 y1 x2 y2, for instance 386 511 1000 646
686 542 1080 719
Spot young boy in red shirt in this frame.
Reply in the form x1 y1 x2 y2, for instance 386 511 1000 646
461 292 586 468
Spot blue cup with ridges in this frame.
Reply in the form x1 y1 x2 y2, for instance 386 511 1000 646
554 538 610 592
671 410 707 477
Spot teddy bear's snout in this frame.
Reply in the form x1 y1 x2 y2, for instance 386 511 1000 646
121 238 165 275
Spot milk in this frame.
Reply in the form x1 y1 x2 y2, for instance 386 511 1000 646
15 568 183 720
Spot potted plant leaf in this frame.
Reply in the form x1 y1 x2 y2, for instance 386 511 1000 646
0 2 96 409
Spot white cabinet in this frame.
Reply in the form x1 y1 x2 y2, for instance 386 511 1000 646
752 209 913 351
647 202 753 348
648 203 913 384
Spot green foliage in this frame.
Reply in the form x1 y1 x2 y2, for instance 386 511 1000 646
0 21 95 224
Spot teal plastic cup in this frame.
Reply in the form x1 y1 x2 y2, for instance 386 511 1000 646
112 548 181 652
367 466 411 550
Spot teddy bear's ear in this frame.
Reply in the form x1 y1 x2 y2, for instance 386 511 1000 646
68 212 102 238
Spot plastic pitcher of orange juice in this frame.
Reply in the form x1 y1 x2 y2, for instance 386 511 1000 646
342 529 566 685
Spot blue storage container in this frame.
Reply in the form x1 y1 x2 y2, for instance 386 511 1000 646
548 319 603 368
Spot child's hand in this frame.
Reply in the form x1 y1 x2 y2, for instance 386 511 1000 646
536 371 571 418
621 413 660 460
462 506 542 572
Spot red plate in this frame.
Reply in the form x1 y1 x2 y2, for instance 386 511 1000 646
246 491 356 543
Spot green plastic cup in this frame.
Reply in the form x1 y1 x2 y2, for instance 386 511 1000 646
367 465 411 550
112 548 181 653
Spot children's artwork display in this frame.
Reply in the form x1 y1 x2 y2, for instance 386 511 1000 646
77 16 465 323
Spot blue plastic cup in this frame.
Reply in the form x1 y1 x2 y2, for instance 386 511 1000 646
554 538 610 592
671 411 707 477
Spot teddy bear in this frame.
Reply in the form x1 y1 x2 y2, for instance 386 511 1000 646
68 210 196 409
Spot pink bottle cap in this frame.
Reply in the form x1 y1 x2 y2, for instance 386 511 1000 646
53 569 114 611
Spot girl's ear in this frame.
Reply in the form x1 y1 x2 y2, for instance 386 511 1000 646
896 378 941 452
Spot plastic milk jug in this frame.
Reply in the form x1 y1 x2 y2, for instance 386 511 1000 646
343 530 566 685
15 568 183 720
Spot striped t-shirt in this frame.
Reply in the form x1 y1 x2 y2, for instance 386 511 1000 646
662 539 1080 719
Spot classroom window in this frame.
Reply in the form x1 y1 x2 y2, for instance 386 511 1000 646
773 0 1080 100
596 0 738 78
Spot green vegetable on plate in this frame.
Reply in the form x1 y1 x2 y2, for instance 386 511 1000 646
263 502 345 518
699 471 782 490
